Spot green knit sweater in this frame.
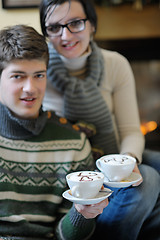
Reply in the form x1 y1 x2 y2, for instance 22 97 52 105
0 103 95 240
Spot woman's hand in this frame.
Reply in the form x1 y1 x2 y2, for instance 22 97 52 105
75 198 108 219
123 153 143 187
132 163 143 186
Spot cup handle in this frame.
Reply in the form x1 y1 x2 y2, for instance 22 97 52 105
71 185 81 198
96 159 103 172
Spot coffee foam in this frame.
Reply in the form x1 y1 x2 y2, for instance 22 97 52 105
69 171 102 182
103 156 134 165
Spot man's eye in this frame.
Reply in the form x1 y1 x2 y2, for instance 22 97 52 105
12 75 22 79
35 74 45 79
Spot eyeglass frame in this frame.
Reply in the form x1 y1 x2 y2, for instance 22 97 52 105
45 18 88 37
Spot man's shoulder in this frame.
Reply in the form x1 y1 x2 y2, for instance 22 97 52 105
40 111 84 141
0 111 89 152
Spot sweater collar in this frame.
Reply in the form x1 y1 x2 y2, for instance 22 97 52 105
59 45 91 71
0 102 48 140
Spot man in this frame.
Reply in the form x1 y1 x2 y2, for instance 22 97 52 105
0 25 107 240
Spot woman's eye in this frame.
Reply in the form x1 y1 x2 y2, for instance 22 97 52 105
70 20 82 27
48 25 61 33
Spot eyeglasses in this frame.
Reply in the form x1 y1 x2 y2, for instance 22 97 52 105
45 18 88 37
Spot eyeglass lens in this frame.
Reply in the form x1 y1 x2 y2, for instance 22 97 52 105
46 19 87 36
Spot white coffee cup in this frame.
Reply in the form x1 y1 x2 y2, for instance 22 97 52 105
96 154 136 182
66 171 104 199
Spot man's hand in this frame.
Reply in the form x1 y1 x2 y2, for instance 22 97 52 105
75 198 108 219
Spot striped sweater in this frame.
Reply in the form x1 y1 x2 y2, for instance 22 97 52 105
0 103 95 239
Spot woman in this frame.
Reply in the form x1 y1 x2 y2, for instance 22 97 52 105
40 0 145 162
39 0 160 239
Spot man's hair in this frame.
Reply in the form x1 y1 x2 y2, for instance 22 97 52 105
0 24 49 75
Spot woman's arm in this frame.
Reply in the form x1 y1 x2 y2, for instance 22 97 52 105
102 49 145 163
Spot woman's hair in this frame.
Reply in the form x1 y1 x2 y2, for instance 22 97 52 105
39 0 97 37
0 24 49 75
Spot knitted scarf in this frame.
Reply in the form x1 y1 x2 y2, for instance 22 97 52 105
47 41 119 155
0 102 47 140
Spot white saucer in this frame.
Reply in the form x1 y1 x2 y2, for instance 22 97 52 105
62 187 113 205
104 172 142 188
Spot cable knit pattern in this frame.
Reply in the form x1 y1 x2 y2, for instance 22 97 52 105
0 103 47 139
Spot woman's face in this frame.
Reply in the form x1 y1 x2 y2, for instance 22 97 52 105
45 1 94 59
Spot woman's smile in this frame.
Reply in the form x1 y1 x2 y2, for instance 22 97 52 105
46 1 94 59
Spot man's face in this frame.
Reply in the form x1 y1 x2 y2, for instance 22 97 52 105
0 59 47 119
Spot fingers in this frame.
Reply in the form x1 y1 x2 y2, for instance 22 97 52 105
75 198 108 219
132 164 143 186
132 178 143 186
